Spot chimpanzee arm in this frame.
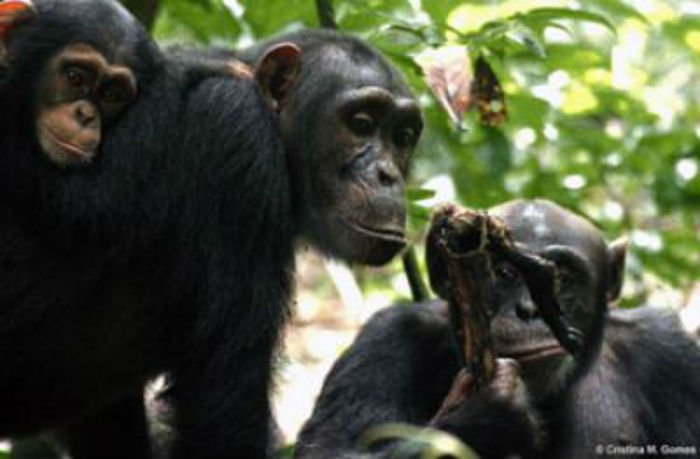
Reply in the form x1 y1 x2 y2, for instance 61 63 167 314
164 238 292 459
160 73 296 459
167 335 279 459
557 307 700 459
295 301 460 459
56 393 152 459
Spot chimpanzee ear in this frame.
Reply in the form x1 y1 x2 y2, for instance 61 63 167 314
254 42 301 113
607 236 627 303
0 0 36 68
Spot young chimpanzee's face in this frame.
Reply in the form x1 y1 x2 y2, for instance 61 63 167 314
0 0 159 168
488 200 626 400
33 43 137 166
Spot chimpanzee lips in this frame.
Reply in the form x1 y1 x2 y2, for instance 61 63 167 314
42 126 95 161
342 218 406 244
499 341 565 363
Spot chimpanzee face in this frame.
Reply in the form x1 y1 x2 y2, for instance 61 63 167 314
33 43 137 166
297 52 422 266
0 0 148 168
488 200 626 400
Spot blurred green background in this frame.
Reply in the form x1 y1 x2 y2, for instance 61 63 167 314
130 0 699 309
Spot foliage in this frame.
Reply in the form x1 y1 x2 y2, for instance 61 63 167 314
144 0 700 304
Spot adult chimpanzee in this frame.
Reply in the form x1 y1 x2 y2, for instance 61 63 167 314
184 28 423 265
148 28 422 458
296 199 700 459
155 29 421 459
1 3 421 458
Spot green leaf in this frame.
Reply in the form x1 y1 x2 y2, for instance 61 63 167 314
406 188 437 201
276 444 295 459
408 201 432 230
339 0 418 35
507 24 547 58
421 0 455 26
515 7 616 35
153 0 240 44
380 50 424 77
585 0 648 24
240 0 317 38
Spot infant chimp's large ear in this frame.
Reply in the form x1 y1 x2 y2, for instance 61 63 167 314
254 42 301 113
0 0 36 68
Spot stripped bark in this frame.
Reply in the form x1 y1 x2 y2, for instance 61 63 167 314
426 204 582 385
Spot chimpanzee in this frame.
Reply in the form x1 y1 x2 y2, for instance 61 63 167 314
1 2 141 167
296 199 700 459
183 28 423 266
156 29 421 459
148 28 423 458
1 3 421 458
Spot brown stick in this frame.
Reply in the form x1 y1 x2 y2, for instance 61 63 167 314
426 206 499 386
315 0 337 29
426 204 582 384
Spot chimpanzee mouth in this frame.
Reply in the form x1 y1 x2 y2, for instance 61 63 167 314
42 126 95 161
342 219 406 244
499 341 565 363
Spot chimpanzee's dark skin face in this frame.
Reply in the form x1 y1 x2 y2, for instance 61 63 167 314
303 58 422 266
487 200 626 400
245 30 423 267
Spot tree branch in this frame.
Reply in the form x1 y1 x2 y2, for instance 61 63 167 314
120 0 161 31
402 248 430 302
315 0 337 29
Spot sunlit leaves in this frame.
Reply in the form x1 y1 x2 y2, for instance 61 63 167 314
242 0 318 38
153 0 240 44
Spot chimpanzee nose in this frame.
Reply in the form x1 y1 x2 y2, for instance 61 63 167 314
516 297 539 321
377 160 400 187
75 102 99 128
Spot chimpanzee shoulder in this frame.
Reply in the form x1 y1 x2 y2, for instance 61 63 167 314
567 306 700 449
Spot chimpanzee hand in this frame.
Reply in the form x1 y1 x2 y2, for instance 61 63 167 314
429 358 540 459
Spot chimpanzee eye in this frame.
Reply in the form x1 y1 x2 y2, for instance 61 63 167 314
101 84 127 105
349 112 375 136
496 264 518 280
394 126 417 148
557 266 574 285
65 66 90 89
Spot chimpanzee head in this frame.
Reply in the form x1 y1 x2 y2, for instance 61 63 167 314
488 199 627 401
0 0 161 168
241 30 422 266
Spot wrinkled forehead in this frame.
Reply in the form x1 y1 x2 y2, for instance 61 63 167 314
319 46 412 96
491 200 608 262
